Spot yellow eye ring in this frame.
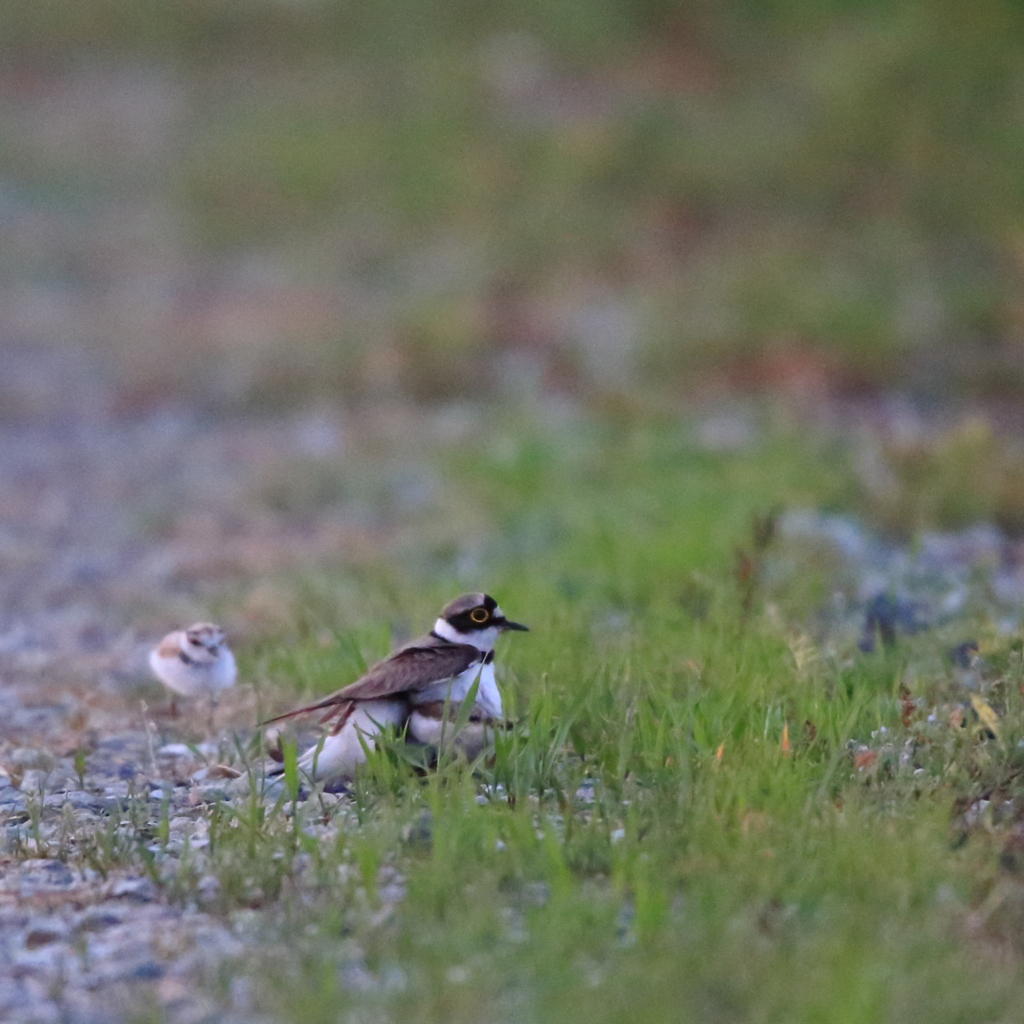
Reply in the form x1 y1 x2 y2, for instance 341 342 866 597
470 608 489 623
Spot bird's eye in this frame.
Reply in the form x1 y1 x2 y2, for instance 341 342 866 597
470 608 489 623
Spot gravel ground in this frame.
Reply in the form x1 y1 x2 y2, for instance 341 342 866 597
0 726 241 1024
0 729 357 1024
774 509 1024 649
0 344 395 1022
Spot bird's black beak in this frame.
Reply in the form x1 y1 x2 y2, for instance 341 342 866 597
501 619 529 632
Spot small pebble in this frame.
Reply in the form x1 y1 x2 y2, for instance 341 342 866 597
108 878 157 902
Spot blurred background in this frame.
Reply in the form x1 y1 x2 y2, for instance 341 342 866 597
4 0 1024 682
4 0 1024 415
5 6 1024 1015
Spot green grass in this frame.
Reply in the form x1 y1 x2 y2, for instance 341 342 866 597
101 414 1024 1022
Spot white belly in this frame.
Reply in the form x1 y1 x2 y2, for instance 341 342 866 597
149 648 236 697
474 661 503 718
208 648 237 692
296 699 407 782
411 661 503 718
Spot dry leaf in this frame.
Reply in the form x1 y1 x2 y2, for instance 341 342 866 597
900 694 915 728
970 694 1001 739
853 749 878 771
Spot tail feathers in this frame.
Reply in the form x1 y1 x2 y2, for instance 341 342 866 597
261 696 353 727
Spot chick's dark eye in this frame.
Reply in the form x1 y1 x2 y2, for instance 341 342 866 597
470 608 489 623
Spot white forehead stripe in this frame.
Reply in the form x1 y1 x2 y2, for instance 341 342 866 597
494 606 504 618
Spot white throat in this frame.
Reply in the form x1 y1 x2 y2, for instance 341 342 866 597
433 617 498 652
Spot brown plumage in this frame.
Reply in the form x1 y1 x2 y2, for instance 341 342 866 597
156 636 182 659
263 638 483 731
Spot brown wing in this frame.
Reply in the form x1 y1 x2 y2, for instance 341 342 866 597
261 639 480 726
156 633 184 658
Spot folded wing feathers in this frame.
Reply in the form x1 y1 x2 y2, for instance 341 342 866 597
261 640 481 727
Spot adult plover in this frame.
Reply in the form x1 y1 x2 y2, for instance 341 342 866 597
265 593 527 785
